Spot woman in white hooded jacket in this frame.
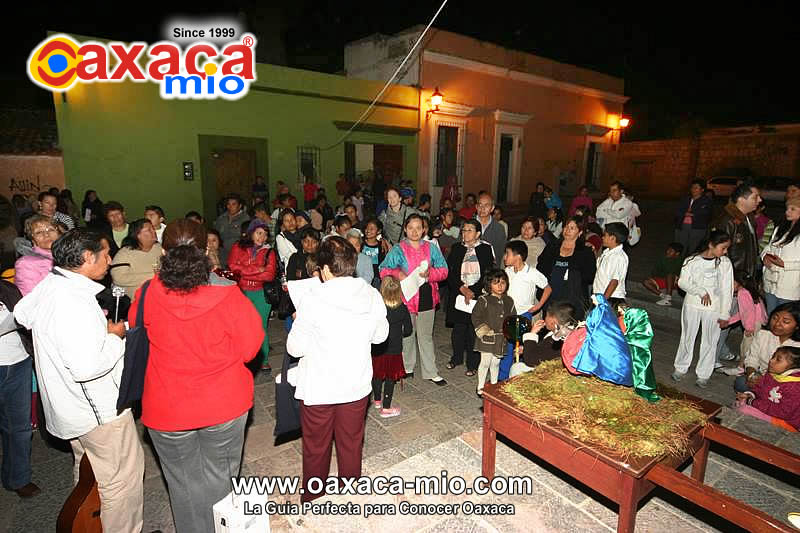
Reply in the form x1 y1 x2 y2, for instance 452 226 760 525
761 196 800 314
672 230 734 388
286 236 389 503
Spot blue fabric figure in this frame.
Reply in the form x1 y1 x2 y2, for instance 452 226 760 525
572 295 633 386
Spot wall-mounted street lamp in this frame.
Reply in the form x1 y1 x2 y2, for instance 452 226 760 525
426 87 444 120
619 117 631 129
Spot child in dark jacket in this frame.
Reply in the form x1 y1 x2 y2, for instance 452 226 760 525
472 269 515 396
737 346 800 432
372 276 412 418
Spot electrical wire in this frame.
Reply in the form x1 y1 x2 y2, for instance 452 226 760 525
322 0 449 150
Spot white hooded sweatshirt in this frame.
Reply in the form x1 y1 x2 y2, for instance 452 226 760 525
14 268 126 439
287 275 388 405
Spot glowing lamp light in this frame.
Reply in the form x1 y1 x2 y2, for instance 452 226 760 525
430 87 443 109
619 117 631 129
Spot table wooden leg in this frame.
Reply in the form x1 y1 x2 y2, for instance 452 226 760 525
482 400 496 479
617 475 638 533
691 437 710 482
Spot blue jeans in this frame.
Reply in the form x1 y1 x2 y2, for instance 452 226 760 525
498 312 533 381
734 375 752 393
0 356 33 490
764 292 793 316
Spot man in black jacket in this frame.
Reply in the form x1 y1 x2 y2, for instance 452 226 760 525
674 179 713 255
709 182 761 278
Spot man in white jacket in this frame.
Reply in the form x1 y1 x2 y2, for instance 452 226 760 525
595 181 635 229
14 229 144 533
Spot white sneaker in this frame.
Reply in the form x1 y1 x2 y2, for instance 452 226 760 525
713 361 724 370
719 366 744 376
656 295 672 306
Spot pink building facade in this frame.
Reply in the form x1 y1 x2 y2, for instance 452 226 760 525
346 27 628 207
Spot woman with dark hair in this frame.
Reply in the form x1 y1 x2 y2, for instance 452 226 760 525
58 189 80 226
737 301 800 392
528 182 548 219
275 208 299 267
362 218 390 288
286 235 389 502
227 219 277 371
129 219 264 533
380 213 449 384
110 218 161 298
510 216 545 267
536 216 596 320
81 190 104 228
762 196 800 314
446 219 494 375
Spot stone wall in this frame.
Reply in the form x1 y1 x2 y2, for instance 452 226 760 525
617 131 800 198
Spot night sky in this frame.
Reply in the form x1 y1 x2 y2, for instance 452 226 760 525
4 1 797 141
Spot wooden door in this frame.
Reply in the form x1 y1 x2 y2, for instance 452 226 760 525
214 149 257 203
373 144 403 180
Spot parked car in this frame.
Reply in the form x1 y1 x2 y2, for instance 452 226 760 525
755 176 793 203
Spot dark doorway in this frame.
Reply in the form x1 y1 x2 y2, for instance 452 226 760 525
497 134 513 204
214 149 257 204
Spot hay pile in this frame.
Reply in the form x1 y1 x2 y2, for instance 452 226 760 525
500 360 707 459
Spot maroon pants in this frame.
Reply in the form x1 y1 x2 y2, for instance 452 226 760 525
300 396 368 502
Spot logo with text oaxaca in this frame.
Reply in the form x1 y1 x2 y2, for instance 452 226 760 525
27 33 257 101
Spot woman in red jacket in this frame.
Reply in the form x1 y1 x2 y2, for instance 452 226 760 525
227 219 278 371
129 219 264 533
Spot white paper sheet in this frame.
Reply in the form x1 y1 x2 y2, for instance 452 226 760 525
400 260 428 301
454 294 477 313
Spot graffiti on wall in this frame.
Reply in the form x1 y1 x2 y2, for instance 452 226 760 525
0 156 65 199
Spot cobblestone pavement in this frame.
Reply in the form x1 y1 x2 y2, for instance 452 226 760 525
2 200 798 532
2 307 798 533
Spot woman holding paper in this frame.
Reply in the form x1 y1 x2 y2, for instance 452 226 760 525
445 219 494 375
379 214 449 385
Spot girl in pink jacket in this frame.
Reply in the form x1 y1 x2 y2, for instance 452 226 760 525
737 346 800 432
718 271 767 376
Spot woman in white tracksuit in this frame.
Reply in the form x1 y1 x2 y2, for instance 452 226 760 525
672 230 734 387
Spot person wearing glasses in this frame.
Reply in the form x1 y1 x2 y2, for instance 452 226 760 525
15 215 59 296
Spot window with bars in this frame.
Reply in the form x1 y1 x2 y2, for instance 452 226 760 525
297 145 320 182
435 124 463 187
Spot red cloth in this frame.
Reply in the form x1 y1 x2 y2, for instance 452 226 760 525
300 396 368 502
130 276 264 431
560 327 588 375
303 183 319 202
227 244 277 291
372 354 405 381
458 206 476 220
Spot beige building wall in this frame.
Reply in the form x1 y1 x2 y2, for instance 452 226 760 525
0 155 65 200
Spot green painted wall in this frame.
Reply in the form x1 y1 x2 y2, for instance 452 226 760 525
53 37 420 222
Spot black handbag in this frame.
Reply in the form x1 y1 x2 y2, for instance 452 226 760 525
273 351 301 436
263 249 283 307
116 280 151 412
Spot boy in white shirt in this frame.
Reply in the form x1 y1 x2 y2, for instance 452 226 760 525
593 222 629 301
498 240 552 380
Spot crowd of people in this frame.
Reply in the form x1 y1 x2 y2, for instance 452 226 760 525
1 173 799 532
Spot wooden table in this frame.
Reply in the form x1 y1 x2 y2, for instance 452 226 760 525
481 382 721 533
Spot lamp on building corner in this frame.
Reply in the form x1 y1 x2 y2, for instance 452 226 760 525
426 87 444 120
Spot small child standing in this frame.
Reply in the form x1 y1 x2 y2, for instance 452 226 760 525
593 222 630 303
736 346 800 432
372 276 413 418
642 242 683 306
718 271 767 376
672 230 734 388
472 269 515 396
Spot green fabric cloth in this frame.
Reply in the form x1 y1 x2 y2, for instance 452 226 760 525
652 255 682 278
759 220 775 251
624 308 660 402
244 289 271 366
